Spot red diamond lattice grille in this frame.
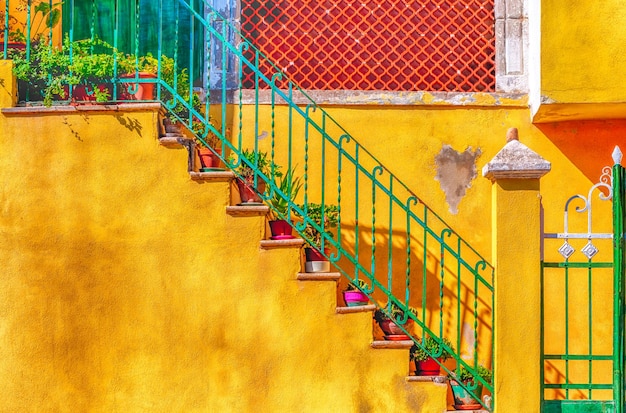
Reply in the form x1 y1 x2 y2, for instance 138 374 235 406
240 0 495 92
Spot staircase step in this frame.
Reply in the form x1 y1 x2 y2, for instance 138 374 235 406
158 135 190 148
371 340 414 349
296 272 341 281
336 304 376 314
406 375 447 384
226 205 269 216
190 171 234 182
260 238 305 249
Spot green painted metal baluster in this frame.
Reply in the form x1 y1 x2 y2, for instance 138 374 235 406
371 167 379 297
473 262 479 370
565 262 570 399
406 196 417 327
320 127 328 253
612 154 624 413
388 177 394 297
587 260 593 398
2 0 8 59
353 143 361 285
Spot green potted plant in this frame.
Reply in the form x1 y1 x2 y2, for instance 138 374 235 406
266 165 302 239
229 149 274 205
373 302 418 340
296 202 339 272
68 37 116 103
195 118 223 171
410 336 454 376
448 365 492 410
12 38 78 105
343 278 369 307
117 52 160 101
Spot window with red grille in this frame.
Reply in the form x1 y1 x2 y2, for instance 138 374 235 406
240 0 495 92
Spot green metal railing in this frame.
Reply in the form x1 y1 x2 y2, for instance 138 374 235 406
4 0 495 407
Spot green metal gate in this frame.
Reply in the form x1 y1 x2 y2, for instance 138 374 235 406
541 147 625 413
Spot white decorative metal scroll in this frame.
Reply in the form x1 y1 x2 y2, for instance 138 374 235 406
544 146 623 259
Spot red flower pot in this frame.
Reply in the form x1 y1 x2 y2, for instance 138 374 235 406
343 290 369 307
269 219 294 239
72 84 113 103
415 357 441 376
197 147 221 170
236 178 266 204
120 72 157 100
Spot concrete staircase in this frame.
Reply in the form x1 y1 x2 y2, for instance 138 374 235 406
160 128 485 413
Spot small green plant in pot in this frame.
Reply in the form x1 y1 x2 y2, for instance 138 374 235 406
448 365 492 410
373 302 418 340
195 118 223 171
266 165 302 239
229 149 274 205
410 336 454 376
12 39 78 105
67 37 116 103
117 52 160 101
296 202 339 273
343 278 369 307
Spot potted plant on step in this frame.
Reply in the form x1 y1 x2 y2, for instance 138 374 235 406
373 302 418 340
229 149 274 205
410 336 454 376
448 365 492 410
195 118 223 171
117 52 160 101
266 165 302 239
343 278 369 307
296 202 339 272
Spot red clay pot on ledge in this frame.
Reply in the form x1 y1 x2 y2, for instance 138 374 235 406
269 219 295 239
236 178 266 204
197 147 222 171
414 357 442 376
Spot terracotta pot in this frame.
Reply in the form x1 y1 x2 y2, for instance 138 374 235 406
0 42 25 53
163 118 184 135
269 219 294 239
378 318 414 340
414 357 441 376
449 380 483 410
343 290 369 307
120 72 157 100
197 147 221 170
236 178 266 204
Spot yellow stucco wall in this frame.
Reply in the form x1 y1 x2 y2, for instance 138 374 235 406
0 76 449 411
535 0 626 121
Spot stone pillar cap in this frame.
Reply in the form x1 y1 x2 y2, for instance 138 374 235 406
482 128 551 181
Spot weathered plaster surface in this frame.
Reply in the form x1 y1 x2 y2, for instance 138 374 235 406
434 145 482 214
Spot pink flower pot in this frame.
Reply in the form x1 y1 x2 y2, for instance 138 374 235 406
343 290 369 307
